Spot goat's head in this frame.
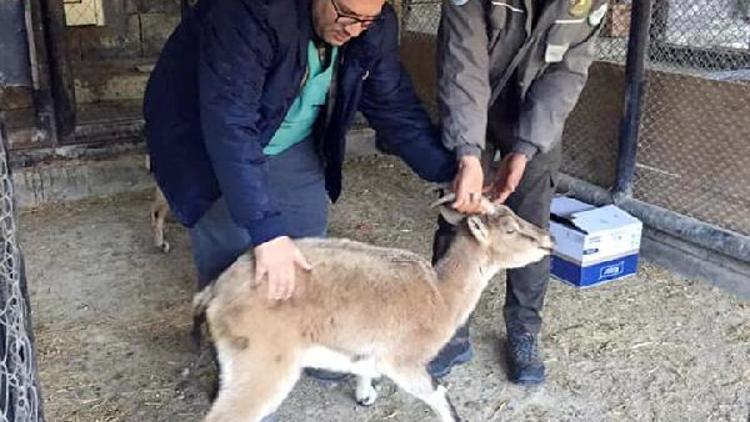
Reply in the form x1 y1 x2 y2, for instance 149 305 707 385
431 194 554 269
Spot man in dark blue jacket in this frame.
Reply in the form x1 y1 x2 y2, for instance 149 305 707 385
144 0 467 386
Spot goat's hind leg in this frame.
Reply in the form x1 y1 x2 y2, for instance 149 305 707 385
146 155 170 253
151 187 170 253
385 365 462 422
206 344 301 422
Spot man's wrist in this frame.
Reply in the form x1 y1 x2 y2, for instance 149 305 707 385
459 154 482 168
455 145 482 160
512 140 539 161
254 235 290 250
247 214 288 247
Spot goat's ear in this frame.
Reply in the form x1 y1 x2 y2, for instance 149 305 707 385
466 215 490 246
439 206 465 225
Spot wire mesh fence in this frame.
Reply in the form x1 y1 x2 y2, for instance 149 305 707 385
649 0 750 72
398 0 442 119
635 0 750 236
559 1 631 188
402 0 442 34
598 0 632 62
0 116 44 421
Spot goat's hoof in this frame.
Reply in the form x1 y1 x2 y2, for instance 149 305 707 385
159 241 171 253
355 384 378 407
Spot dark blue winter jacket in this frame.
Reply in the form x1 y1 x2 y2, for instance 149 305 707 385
144 0 456 245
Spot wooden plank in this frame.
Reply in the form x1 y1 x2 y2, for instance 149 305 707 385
0 87 34 110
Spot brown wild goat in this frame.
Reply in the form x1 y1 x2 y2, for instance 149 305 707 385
193 196 553 421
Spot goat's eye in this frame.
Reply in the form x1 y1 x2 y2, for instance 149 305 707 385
505 228 515 234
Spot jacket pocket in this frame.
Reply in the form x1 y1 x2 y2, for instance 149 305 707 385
545 23 587 62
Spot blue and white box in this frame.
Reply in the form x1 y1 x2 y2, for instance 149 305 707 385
549 196 643 288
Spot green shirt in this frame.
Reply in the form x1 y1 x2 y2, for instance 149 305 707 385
263 41 339 156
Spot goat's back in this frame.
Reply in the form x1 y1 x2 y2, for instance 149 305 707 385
204 238 445 354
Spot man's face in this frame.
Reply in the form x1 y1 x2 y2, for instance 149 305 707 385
312 0 385 46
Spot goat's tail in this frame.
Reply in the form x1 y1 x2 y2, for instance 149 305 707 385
191 283 215 351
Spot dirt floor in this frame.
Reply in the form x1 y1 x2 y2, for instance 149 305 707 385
20 155 750 422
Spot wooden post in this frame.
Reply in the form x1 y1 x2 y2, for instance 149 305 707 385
35 0 76 141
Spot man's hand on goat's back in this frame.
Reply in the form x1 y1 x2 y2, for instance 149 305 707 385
254 236 312 301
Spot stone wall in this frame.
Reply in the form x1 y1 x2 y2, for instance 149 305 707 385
65 0 181 62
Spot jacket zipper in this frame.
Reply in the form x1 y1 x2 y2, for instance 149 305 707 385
316 49 342 163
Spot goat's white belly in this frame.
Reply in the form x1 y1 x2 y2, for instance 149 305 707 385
301 345 380 378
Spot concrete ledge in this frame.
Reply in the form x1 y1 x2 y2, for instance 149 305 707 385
12 128 378 209
641 228 750 299
13 152 153 208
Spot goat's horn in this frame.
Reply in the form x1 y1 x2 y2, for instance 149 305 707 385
424 183 451 196
429 193 457 209
480 198 498 215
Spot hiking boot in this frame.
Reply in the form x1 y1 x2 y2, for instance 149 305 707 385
428 324 474 378
506 326 545 385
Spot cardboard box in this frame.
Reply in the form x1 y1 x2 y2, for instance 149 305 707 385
549 196 642 288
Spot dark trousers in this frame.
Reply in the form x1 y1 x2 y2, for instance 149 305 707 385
432 127 561 335
189 138 328 289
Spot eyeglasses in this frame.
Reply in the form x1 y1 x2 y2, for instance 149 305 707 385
330 0 383 29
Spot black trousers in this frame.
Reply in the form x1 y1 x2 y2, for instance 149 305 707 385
432 124 562 334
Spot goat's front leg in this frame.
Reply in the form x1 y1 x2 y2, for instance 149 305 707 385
385 365 462 422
